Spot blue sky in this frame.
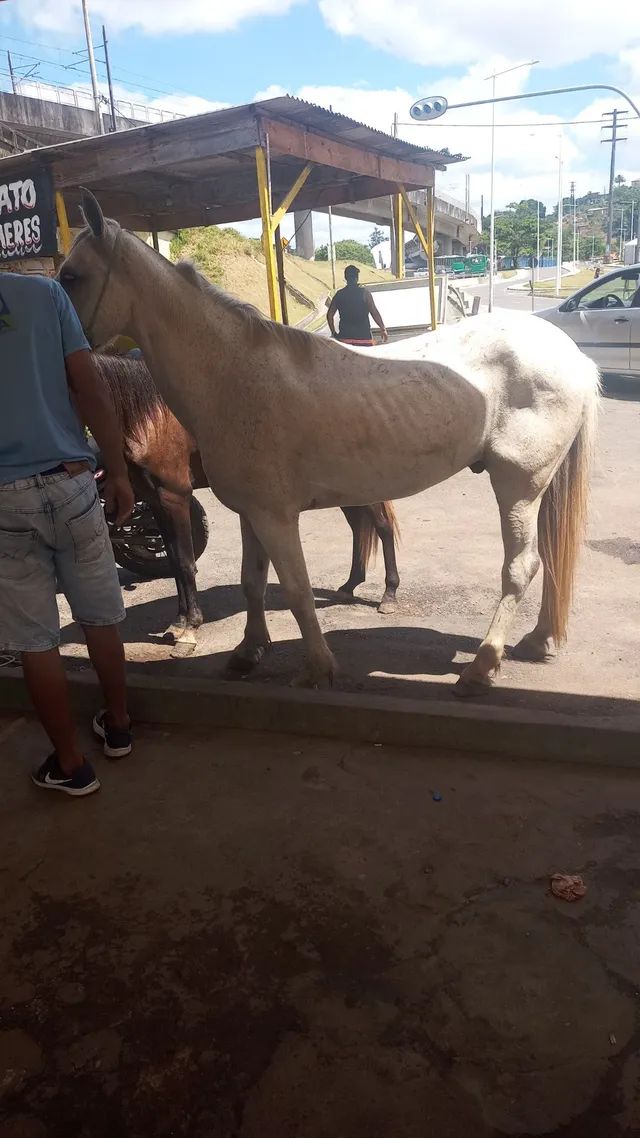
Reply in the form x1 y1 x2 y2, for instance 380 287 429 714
1 1 638 242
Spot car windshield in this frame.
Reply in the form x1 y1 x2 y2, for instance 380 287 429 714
577 270 640 311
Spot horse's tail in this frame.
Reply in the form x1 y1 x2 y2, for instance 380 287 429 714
538 367 600 644
359 501 400 571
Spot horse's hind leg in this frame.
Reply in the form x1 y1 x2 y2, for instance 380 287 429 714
226 516 272 675
511 562 556 663
338 507 366 596
338 505 399 613
372 503 400 614
457 476 543 696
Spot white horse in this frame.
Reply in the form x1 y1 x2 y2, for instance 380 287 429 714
60 191 599 694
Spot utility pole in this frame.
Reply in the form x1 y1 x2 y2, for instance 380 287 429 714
102 26 117 132
465 173 470 214
555 134 563 295
7 52 17 95
570 180 577 264
81 0 104 134
601 108 627 259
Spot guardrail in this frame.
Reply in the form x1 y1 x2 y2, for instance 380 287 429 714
12 78 182 126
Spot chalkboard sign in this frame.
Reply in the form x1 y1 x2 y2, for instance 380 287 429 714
0 169 57 262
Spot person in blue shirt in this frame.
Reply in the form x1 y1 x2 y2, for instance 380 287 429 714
0 272 135 796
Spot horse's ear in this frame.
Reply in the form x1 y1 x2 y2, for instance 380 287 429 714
80 187 105 238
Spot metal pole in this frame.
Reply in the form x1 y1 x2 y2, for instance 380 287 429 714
536 200 540 282
488 74 496 312
7 52 17 95
555 134 563 295
274 226 289 325
102 25 117 132
81 0 104 134
605 109 618 259
327 206 336 292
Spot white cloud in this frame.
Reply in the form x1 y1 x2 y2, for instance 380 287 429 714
15 0 299 35
268 72 639 221
318 0 639 69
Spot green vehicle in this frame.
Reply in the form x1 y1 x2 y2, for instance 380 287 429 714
435 253 488 276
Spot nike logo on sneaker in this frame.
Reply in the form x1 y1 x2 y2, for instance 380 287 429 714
44 771 70 786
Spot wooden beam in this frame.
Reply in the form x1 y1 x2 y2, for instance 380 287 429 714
271 162 312 230
260 116 435 188
51 123 261 189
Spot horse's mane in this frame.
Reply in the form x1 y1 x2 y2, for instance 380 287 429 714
93 351 169 445
174 260 315 361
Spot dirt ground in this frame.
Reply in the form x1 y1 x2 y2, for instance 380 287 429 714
1 713 640 1137
57 383 640 723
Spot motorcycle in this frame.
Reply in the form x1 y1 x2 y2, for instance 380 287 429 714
90 441 209 579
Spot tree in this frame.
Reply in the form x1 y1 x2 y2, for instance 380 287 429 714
369 226 385 249
314 239 375 267
483 200 543 266
615 174 626 186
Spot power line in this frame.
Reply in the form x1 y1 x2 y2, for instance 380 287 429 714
396 117 639 129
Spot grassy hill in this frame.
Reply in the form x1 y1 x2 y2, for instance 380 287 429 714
170 226 392 325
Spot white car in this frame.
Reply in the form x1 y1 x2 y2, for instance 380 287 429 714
537 263 640 379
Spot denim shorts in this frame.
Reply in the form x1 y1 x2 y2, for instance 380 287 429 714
0 469 125 653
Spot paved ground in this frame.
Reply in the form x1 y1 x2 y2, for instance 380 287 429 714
2 714 640 1137
57 382 640 724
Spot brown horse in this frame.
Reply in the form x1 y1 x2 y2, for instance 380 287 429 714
94 353 400 654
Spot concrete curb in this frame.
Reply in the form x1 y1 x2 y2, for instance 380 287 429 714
0 669 637 768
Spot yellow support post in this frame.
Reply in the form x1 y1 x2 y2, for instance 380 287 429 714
426 186 437 330
399 186 430 262
271 163 312 231
55 191 72 256
255 146 282 323
393 192 404 279
399 184 437 330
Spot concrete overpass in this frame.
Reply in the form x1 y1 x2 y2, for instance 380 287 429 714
326 189 479 255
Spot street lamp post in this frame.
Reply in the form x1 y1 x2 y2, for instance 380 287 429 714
555 134 563 295
486 61 539 313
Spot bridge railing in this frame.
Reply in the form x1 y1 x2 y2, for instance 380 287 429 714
9 78 183 126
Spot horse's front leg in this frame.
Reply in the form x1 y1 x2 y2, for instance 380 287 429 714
249 510 336 688
155 484 204 657
226 516 272 675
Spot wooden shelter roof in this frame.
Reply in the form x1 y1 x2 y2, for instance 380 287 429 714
0 95 466 231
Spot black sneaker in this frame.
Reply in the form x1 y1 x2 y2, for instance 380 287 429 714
92 710 132 758
32 753 100 797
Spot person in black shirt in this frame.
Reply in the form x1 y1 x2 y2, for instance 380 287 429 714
326 265 389 345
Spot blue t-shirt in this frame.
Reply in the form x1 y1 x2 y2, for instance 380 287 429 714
0 273 93 483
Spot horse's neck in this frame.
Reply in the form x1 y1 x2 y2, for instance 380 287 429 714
123 241 240 385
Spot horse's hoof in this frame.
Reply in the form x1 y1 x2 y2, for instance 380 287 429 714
453 675 493 699
225 644 268 677
377 598 397 615
164 622 187 645
336 584 355 599
290 664 335 690
511 635 555 663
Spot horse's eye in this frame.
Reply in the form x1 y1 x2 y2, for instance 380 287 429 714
60 269 77 284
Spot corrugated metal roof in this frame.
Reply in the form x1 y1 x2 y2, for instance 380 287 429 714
0 93 466 175
254 95 465 169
